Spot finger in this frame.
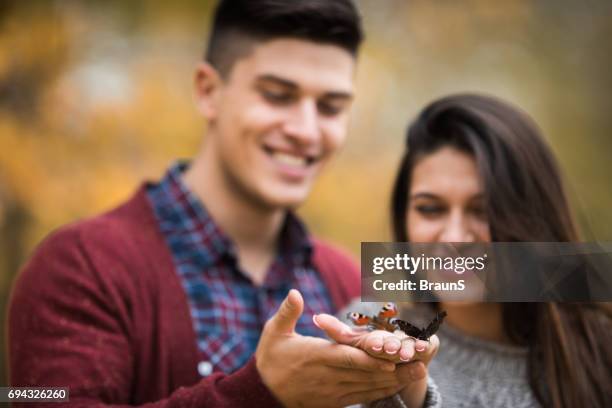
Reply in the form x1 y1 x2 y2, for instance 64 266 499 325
267 289 303 334
333 367 398 384
363 333 384 353
338 377 401 395
361 332 411 363
396 360 427 384
413 334 440 365
414 339 428 353
382 336 402 356
338 384 404 406
313 313 363 346
399 337 415 362
323 343 396 373
364 349 406 363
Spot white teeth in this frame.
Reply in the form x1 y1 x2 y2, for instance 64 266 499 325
271 151 307 167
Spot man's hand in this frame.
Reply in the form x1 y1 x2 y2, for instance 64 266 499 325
256 290 423 407
313 313 440 408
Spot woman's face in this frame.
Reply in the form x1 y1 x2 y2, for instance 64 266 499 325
407 146 491 243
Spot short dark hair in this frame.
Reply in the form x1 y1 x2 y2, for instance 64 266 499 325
206 0 363 78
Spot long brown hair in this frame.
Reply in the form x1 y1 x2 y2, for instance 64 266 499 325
390 93 612 407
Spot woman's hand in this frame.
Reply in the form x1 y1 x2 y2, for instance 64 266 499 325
355 329 432 363
313 313 439 408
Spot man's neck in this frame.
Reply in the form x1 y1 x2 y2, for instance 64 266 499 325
182 151 285 286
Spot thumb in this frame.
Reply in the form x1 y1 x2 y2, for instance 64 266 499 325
269 289 304 334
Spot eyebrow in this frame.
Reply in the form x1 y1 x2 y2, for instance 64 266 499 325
410 192 440 200
410 192 484 201
255 74 353 100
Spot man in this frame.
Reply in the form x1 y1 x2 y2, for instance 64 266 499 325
9 1 436 407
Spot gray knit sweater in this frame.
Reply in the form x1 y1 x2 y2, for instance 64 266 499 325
341 301 541 408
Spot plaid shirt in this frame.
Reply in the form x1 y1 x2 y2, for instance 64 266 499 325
146 162 334 377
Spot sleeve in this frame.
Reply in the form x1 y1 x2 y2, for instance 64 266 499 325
422 376 442 408
8 228 281 408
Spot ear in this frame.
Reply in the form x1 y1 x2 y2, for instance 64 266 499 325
194 62 222 120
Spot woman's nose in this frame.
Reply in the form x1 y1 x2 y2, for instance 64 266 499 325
438 211 475 242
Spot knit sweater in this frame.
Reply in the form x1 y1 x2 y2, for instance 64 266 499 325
427 321 538 407
8 185 361 407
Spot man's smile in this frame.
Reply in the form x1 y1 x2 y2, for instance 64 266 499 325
262 144 318 168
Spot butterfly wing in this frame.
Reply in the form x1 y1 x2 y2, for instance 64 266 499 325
347 312 372 326
421 311 448 340
347 303 400 332
378 302 398 319
393 319 423 339
368 316 397 332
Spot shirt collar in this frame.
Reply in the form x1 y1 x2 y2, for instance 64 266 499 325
149 160 313 269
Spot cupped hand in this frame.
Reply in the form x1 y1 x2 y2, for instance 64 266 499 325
313 312 440 408
256 290 420 407
313 313 438 364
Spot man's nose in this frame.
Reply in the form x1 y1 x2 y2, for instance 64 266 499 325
282 99 320 143
439 211 475 243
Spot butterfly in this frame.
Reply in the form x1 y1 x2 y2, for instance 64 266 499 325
346 302 398 332
392 311 447 341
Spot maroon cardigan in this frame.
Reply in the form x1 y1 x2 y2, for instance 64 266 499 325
8 186 360 407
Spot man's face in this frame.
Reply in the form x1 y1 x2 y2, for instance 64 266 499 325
198 38 355 209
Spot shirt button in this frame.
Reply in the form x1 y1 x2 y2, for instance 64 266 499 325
198 361 213 377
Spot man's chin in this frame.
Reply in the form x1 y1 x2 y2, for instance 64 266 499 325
258 187 311 211
266 195 308 211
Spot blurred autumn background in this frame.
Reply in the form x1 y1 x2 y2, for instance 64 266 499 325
1 0 611 384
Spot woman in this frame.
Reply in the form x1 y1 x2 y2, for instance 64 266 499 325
318 93 611 407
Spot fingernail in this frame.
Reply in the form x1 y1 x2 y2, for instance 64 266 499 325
372 345 382 352
312 314 322 329
415 345 426 352
400 355 411 362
